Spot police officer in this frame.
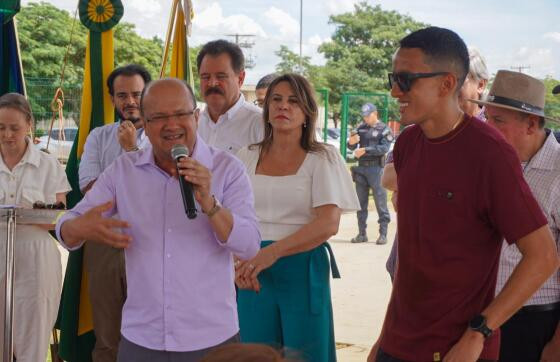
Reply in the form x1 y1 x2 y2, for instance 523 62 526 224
348 103 393 244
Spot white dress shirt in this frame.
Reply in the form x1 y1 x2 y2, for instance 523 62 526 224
198 94 264 154
79 121 149 190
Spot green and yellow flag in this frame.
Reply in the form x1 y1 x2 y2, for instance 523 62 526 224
162 0 194 88
55 0 123 360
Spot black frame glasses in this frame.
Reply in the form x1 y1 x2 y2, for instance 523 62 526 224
388 72 448 92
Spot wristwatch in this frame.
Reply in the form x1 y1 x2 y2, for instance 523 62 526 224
203 195 221 218
469 314 492 338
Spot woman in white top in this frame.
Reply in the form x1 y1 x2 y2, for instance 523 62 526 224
0 93 71 361
236 74 359 362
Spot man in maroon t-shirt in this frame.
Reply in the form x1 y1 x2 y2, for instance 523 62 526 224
368 26 559 362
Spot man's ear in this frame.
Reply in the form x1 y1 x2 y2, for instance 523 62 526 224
194 108 201 127
110 95 116 108
440 73 458 97
237 70 246 87
526 114 541 135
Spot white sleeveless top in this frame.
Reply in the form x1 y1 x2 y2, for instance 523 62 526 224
236 144 359 241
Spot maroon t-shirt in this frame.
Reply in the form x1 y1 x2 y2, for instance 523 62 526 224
381 115 547 361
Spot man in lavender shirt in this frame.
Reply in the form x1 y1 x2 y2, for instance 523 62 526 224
56 78 260 361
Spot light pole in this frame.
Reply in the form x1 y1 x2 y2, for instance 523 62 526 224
299 0 303 74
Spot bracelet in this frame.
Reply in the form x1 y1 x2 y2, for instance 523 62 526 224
203 195 221 218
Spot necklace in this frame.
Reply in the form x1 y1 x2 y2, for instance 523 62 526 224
451 112 464 131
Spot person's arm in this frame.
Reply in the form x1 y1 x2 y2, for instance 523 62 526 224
79 129 101 193
237 204 341 292
60 201 131 248
444 225 559 361
177 156 260 260
117 120 139 152
381 162 397 191
364 132 392 157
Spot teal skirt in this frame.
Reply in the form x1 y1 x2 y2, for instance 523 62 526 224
237 241 340 362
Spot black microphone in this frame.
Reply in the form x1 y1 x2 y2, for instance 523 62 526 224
171 144 197 219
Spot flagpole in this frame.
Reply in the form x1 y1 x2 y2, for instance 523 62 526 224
160 0 180 78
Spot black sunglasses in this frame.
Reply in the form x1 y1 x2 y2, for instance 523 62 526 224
387 72 448 92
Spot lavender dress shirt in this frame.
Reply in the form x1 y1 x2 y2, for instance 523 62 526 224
56 136 260 352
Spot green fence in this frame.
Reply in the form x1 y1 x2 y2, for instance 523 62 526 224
26 77 82 133
339 92 390 159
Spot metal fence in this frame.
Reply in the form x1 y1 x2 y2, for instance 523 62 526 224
26 77 82 135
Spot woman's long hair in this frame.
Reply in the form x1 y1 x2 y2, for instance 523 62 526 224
254 73 326 156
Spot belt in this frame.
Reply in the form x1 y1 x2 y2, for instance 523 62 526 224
358 159 381 167
517 301 560 315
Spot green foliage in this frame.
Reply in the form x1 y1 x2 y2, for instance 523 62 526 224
318 2 427 119
543 76 560 126
274 45 326 90
16 1 181 122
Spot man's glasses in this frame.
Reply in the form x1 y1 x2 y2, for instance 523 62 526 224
146 110 196 124
387 72 448 92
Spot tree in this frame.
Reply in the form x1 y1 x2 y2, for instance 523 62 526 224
318 2 427 121
274 45 326 90
16 2 169 121
543 76 560 126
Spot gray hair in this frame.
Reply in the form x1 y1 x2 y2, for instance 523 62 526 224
468 47 489 82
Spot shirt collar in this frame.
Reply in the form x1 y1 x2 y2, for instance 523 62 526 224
0 139 40 174
524 130 560 172
135 135 213 171
203 93 246 123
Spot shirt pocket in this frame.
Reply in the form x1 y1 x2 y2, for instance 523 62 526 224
420 185 467 240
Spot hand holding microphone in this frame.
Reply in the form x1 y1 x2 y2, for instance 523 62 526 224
171 144 214 219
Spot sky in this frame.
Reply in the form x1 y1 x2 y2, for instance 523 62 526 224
22 0 560 85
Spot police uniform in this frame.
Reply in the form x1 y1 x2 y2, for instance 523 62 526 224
348 120 393 244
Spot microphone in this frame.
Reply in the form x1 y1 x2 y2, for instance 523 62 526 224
171 144 197 219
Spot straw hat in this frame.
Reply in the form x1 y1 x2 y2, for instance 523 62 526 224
470 70 558 122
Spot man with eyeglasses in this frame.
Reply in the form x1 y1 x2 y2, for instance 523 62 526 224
78 64 151 361
56 78 260 361
348 102 392 245
369 27 558 362
197 40 263 154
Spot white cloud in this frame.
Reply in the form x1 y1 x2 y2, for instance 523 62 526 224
325 0 359 15
264 7 299 38
126 0 161 16
544 32 560 43
503 47 556 78
193 2 266 38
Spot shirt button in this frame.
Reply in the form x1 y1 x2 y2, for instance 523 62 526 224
167 253 171 258
167 228 172 233
9 194 14 198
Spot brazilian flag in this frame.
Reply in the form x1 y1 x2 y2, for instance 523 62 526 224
164 0 194 88
0 0 25 96
55 1 123 361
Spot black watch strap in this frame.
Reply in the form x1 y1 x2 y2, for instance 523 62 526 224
469 314 492 338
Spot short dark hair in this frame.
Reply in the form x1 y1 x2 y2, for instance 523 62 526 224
256 73 278 90
140 78 197 117
196 39 245 74
400 26 470 90
107 64 152 96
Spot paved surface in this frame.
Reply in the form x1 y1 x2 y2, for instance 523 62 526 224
332 206 396 361
55 202 396 362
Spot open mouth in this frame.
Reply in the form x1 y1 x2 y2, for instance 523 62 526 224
399 102 409 114
163 134 184 141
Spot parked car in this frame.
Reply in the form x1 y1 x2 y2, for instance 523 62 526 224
36 127 78 163
317 127 356 160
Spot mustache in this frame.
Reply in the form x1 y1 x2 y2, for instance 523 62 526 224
205 87 224 96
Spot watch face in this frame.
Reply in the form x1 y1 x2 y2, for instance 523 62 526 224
469 315 485 329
